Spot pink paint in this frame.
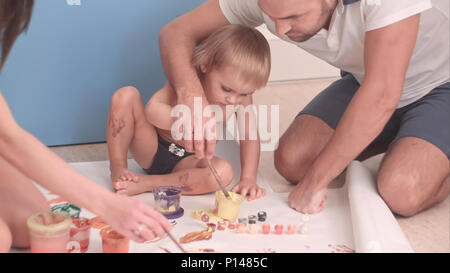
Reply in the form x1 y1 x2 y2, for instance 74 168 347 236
69 217 92 253
207 223 216 232
236 223 246 234
217 221 226 231
262 223 271 234
228 222 236 230
100 227 130 253
201 213 210 223
287 225 296 235
248 224 258 234
274 224 283 235
26 212 72 253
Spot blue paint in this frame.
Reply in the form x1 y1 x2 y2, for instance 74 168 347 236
0 0 205 146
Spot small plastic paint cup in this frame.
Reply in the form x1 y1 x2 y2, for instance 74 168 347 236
100 227 130 253
262 223 271 234
200 212 210 223
69 217 92 253
217 221 227 231
207 223 216 232
228 222 237 230
26 212 72 253
215 191 244 221
248 224 258 234
287 225 297 235
153 186 182 215
274 224 284 235
236 223 246 234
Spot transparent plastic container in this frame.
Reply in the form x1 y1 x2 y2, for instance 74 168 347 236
100 226 129 253
26 212 72 253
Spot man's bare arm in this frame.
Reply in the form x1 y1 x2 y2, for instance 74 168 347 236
305 14 420 188
158 0 230 158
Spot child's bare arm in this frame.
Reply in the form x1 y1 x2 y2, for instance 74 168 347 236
231 97 266 201
145 83 176 130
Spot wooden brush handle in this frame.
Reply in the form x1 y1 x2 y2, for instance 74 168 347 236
207 160 231 199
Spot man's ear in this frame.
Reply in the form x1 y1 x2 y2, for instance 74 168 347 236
199 63 208 74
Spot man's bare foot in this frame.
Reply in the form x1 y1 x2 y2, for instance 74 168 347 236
115 174 150 196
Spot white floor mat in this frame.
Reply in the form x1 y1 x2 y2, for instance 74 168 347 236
11 141 412 253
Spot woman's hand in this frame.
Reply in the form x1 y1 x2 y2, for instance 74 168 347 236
101 194 172 243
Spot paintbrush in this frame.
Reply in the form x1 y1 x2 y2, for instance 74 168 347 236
164 228 186 253
207 159 231 199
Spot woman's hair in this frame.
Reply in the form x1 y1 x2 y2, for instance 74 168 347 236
0 0 34 71
193 24 271 90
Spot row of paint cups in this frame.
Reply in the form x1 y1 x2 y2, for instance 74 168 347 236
26 212 129 253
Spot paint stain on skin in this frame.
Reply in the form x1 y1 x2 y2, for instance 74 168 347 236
179 173 193 192
181 185 193 192
179 173 189 183
110 117 125 138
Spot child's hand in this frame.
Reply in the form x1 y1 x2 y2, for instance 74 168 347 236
231 177 266 201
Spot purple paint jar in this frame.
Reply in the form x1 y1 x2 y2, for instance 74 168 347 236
153 186 184 219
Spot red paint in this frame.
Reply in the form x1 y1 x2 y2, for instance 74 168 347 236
217 221 226 231
201 213 210 223
69 217 92 253
262 223 271 234
207 223 216 232
100 227 130 253
228 222 236 230
274 224 283 235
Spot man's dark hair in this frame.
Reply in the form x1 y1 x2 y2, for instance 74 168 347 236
0 0 34 70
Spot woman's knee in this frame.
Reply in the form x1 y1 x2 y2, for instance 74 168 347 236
0 218 12 253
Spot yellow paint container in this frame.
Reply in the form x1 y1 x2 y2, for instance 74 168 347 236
215 191 244 221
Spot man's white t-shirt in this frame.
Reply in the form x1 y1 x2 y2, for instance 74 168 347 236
219 0 449 108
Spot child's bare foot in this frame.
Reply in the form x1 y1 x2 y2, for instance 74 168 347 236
115 174 149 196
111 167 139 190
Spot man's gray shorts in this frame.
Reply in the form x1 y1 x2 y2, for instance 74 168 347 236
298 71 450 158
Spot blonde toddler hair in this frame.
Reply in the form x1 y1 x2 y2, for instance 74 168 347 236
192 24 271 90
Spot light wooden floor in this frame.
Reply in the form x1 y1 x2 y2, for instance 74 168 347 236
50 78 449 253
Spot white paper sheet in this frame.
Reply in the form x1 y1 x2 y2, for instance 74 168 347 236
10 141 412 253
346 161 413 253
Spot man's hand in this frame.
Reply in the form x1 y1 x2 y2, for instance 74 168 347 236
176 92 216 159
288 179 327 214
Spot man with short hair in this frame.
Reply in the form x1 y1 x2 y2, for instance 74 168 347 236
158 0 449 216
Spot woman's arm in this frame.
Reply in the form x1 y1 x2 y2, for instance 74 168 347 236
0 92 171 242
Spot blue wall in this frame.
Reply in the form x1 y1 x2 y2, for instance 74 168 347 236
0 0 205 146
